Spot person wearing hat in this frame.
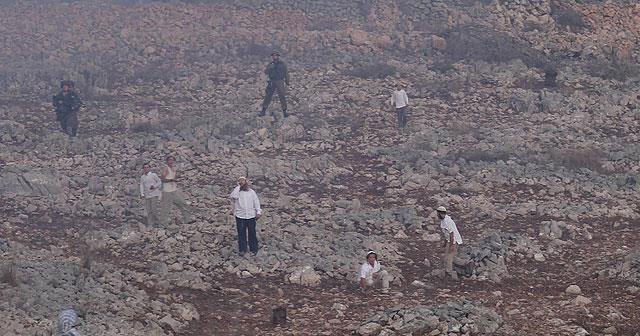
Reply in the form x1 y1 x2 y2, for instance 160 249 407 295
359 250 390 294
259 51 290 118
390 82 409 132
437 206 463 280
52 80 82 137
230 176 262 255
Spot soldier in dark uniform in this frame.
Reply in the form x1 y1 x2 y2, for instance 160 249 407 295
52 80 82 137
259 52 290 117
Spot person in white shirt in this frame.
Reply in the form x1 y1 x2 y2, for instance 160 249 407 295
140 163 162 227
437 206 463 280
160 155 193 225
359 250 390 294
390 84 409 131
230 177 262 255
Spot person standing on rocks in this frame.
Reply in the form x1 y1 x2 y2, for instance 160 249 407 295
52 80 82 137
259 52 290 118
437 206 463 280
159 155 193 225
390 83 409 131
139 163 162 227
359 250 391 294
229 176 262 255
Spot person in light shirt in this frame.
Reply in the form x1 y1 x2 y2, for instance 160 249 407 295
437 206 463 280
359 250 390 294
139 163 162 227
390 83 409 131
230 177 262 255
160 155 193 225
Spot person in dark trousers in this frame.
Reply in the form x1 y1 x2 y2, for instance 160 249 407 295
391 83 409 131
52 80 82 137
230 176 262 255
260 52 290 117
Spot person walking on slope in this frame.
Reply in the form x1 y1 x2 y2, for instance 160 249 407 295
159 155 194 225
52 80 82 137
140 163 162 227
437 206 463 280
391 83 409 131
230 177 262 255
359 250 391 294
259 52 290 118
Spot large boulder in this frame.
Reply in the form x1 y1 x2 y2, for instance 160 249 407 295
286 265 321 286
0 165 64 197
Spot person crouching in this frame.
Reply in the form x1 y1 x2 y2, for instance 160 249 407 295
359 250 390 294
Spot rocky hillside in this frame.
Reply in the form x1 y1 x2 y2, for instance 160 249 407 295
1 0 639 335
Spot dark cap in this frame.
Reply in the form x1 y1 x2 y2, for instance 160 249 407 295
271 51 280 56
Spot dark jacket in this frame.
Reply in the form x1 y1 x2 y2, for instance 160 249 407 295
52 91 82 118
265 60 290 84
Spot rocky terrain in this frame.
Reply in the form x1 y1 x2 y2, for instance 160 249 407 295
1 0 639 335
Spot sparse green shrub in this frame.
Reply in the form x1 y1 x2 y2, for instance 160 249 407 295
241 42 274 57
347 63 397 79
586 59 638 81
0 262 18 287
218 120 251 137
457 149 511 163
550 148 606 173
440 26 550 70
130 122 159 133
551 2 588 31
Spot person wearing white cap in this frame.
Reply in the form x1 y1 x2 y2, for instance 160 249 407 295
359 250 391 294
437 206 462 280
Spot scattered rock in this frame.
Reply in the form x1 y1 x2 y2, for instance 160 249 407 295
565 285 582 295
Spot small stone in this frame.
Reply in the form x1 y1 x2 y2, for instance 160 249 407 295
533 253 546 262
411 280 426 287
159 315 182 333
423 233 440 242
331 303 347 311
565 285 582 295
357 322 382 336
492 291 502 297
603 326 617 334
573 295 592 306
394 230 409 239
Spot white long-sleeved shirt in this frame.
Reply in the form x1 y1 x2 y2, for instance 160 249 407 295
230 186 262 219
140 172 162 199
440 215 463 244
391 89 408 108
360 260 381 279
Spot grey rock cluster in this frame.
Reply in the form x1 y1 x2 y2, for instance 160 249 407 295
606 251 640 284
451 231 543 282
355 300 503 336
0 243 194 336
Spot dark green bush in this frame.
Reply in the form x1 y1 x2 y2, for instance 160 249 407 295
347 63 397 79
551 2 588 31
